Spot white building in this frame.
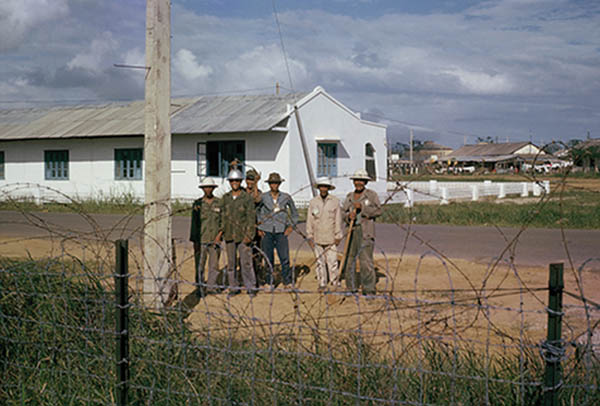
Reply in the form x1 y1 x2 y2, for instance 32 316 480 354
0 87 387 205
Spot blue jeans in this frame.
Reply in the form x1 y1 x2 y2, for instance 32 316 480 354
261 232 292 285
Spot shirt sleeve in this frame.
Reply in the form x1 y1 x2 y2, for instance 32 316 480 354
189 201 200 242
286 195 299 227
244 195 256 240
334 201 343 240
341 194 353 224
306 200 314 239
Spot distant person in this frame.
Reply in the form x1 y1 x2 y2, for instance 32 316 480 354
341 169 382 295
306 177 343 291
189 178 222 298
244 169 266 286
217 168 257 297
257 172 298 288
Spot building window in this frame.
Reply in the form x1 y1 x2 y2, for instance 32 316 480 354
365 143 376 180
44 150 69 180
115 148 143 180
317 143 337 177
199 141 245 177
0 151 4 180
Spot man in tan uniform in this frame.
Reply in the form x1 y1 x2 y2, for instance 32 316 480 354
189 177 222 298
341 169 382 295
306 177 342 291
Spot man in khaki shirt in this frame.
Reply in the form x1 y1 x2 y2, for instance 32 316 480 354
341 169 382 295
306 177 342 291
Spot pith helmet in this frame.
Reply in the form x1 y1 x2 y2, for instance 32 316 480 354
314 177 335 190
350 169 371 181
265 172 284 183
198 177 218 188
227 169 244 181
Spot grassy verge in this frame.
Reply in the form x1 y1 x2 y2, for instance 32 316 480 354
1 258 598 405
380 190 600 228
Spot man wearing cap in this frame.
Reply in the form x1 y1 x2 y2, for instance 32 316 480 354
245 169 265 286
306 177 343 291
257 172 299 287
189 178 222 297
217 168 257 297
341 169 382 295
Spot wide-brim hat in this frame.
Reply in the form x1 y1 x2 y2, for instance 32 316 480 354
349 168 372 181
245 169 260 181
265 172 284 183
198 177 218 188
314 177 335 190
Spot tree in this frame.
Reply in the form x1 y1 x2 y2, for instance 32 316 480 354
476 136 495 144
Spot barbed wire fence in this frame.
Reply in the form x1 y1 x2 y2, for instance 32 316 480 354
0 171 599 405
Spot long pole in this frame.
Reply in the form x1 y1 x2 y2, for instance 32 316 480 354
144 0 172 308
294 106 317 197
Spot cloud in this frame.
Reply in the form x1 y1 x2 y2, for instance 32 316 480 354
0 0 69 52
174 49 213 81
441 67 513 94
67 32 118 74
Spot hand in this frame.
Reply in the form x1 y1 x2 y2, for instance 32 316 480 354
349 211 357 220
353 202 362 210
243 237 251 244
213 236 221 244
308 239 315 249
334 238 341 246
258 230 265 238
284 226 293 237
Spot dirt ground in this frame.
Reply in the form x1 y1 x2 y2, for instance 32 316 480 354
2 235 598 356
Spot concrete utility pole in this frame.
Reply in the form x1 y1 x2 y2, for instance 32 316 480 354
144 0 172 308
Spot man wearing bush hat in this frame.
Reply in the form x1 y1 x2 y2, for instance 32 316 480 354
341 168 382 295
306 177 343 291
189 177 222 297
217 168 257 297
257 172 299 288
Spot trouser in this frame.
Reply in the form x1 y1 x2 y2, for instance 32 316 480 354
313 243 339 287
225 241 256 292
343 226 376 294
261 231 292 285
194 243 221 290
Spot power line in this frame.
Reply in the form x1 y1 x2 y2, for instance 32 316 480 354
272 0 294 91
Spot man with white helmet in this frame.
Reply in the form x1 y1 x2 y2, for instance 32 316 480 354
306 177 343 291
341 169 382 295
189 177 222 297
216 168 257 297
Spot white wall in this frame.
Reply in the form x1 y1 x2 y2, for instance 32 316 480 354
286 92 388 204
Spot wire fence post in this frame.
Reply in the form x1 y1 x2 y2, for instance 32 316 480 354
115 239 130 406
543 262 564 406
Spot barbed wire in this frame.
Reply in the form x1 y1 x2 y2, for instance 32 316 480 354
1 169 599 405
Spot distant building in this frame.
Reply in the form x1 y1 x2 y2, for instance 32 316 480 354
0 87 387 204
444 142 546 173
414 141 453 163
572 138 600 172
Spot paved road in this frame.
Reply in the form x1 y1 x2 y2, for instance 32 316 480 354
1 210 598 267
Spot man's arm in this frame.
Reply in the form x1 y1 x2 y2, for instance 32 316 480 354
334 201 343 243
190 201 200 242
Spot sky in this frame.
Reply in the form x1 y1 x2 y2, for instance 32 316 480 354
1 0 599 148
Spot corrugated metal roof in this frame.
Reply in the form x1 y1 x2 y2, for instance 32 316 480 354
449 154 521 163
447 142 533 158
0 93 308 141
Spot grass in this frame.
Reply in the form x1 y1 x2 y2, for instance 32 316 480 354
380 190 600 229
1 258 598 405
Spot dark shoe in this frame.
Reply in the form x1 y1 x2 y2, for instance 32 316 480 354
318 286 327 293
227 289 241 298
195 288 206 299
247 290 257 298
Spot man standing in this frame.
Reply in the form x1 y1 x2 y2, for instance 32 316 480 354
306 177 343 291
218 168 257 297
341 169 382 295
244 169 265 286
257 172 298 288
189 178 222 298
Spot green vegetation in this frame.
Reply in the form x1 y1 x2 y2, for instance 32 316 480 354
381 190 600 229
1 259 598 405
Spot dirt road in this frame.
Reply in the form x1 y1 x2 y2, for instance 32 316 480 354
1 210 598 267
